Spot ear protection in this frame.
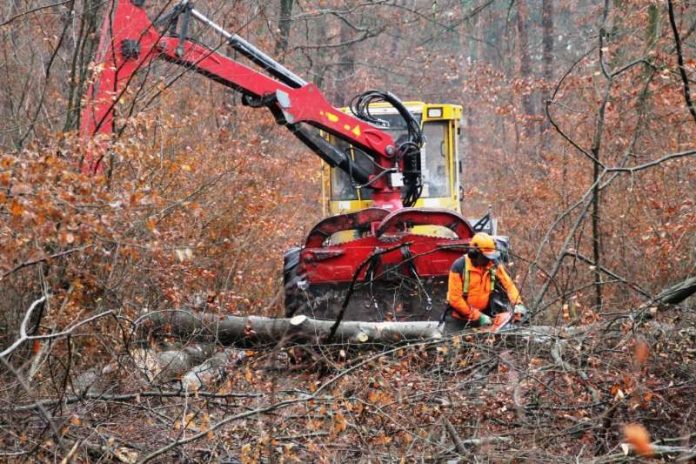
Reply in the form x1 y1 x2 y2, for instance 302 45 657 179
467 247 481 260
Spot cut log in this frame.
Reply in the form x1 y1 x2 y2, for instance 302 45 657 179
141 310 444 346
140 309 619 349
131 344 216 383
181 348 247 392
139 275 696 349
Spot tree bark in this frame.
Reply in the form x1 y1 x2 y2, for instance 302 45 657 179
654 276 696 305
141 311 445 346
334 16 356 104
540 0 554 146
542 0 554 86
515 0 534 136
139 276 696 350
274 0 294 62
180 347 247 391
65 0 101 132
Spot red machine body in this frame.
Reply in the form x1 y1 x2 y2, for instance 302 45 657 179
82 0 475 321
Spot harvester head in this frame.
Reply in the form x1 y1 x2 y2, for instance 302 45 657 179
284 207 474 322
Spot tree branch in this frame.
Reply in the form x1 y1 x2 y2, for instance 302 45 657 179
0 296 113 359
667 0 696 125
606 149 696 173
0 1 71 28
1 246 91 281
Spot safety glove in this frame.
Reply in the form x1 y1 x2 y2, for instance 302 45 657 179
478 313 492 326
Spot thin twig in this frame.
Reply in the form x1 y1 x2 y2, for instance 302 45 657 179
563 251 652 298
5 389 263 412
606 149 696 173
0 246 91 281
0 1 71 28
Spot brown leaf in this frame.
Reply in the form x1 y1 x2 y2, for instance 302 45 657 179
623 423 652 457
10 200 24 217
635 341 650 365
10 182 32 195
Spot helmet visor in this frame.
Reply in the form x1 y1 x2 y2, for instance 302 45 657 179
481 248 500 260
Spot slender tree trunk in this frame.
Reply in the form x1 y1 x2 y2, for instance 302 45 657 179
461 7 481 173
65 0 101 132
516 0 534 136
590 78 612 312
274 0 294 62
540 0 554 149
667 0 696 124
333 18 355 105
542 0 554 85
592 154 602 310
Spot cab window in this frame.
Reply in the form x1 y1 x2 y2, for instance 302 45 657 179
330 145 374 200
331 112 435 201
421 121 450 198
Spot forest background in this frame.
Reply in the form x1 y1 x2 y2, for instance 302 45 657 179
0 0 694 462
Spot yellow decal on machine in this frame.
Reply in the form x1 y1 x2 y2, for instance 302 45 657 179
326 112 339 122
351 125 361 136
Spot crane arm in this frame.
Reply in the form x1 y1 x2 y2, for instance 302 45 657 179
81 0 423 209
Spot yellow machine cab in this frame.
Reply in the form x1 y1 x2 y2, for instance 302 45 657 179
322 102 463 217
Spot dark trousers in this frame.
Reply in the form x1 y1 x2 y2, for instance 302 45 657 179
441 310 478 334
441 287 510 333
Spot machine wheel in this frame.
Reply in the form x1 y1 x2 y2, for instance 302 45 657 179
282 247 306 317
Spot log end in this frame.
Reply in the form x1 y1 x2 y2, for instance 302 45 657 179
290 315 308 326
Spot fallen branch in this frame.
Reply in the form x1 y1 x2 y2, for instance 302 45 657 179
1 296 113 359
596 443 696 463
139 395 312 462
629 276 696 324
0 246 90 281
442 417 467 455
153 344 216 383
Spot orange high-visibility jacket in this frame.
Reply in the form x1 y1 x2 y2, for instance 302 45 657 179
446 255 522 321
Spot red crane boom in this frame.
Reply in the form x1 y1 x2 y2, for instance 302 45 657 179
81 0 475 321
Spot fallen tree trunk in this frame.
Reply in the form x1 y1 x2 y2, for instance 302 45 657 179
629 276 696 323
137 312 574 390
140 311 596 349
140 310 445 346
139 276 695 349
654 276 696 305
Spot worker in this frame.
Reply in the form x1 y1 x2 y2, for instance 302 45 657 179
443 232 526 331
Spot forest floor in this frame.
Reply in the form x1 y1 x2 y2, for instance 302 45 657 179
2 302 695 463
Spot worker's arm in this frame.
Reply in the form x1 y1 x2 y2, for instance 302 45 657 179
447 270 481 321
495 265 522 305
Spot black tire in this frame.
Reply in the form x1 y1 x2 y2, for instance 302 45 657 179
282 247 304 317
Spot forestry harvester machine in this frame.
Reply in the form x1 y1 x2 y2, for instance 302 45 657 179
82 0 507 322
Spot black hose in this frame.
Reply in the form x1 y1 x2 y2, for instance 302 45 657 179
349 91 424 206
